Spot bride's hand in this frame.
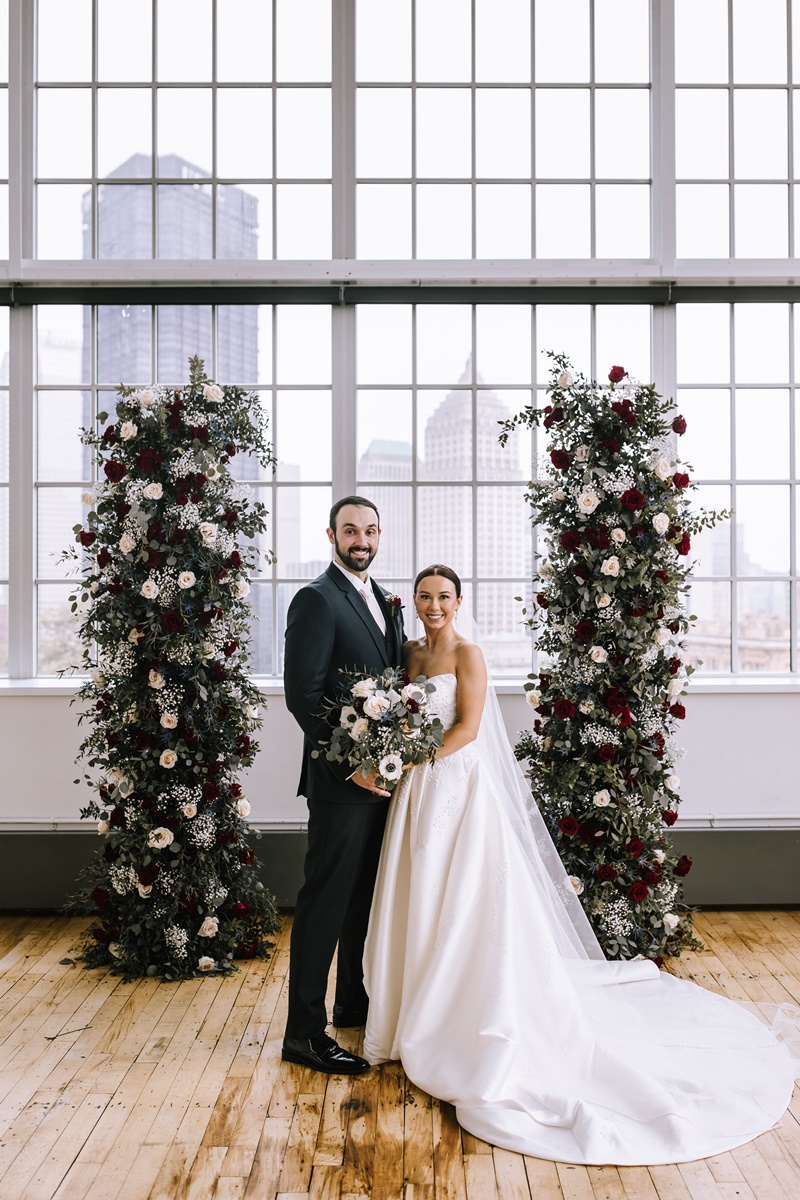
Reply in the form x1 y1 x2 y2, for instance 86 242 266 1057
351 770 391 798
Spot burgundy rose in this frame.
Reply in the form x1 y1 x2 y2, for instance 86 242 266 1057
109 806 125 828
226 551 242 569
553 698 576 720
535 592 549 609
191 425 209 444
629 880 649 902
650 955 664 967
231 901 250 917
626 838 644 857
578 820 605 846
91 887 111 910
240 846 256 865
617 708 632 728
595 863 618 883
224 441 237 457
673 855 693 877
236 734 251 755
206 760 222 776
561 529 582 552
628 597 649 617
575 618 596 642
104 460 127 483
138 862 158 885
597 743 616 763
662 809 678 827
620 488 645 511
641 864 663 886
604 687 627 715
601 438 621 455
608 365 627 383
653 569 669 584
669 657 681 676
97 548 112 568
585 525 611 550
573 563 590 581
78 530 96 547
676 532 691 556
224 509 239 526
672 472 690 489
550 449 570 471
175 493 189 506
212 661 226 681
145 550 160 567
102 843 120 863
672 415 687 435
203 781 221 801
162 609 186 633
101 424 118 445
223 640 238 657
670 703 686 720
137 447 164 472
543 405 565 429
539 673 552 692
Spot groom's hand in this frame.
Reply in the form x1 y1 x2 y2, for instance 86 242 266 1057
350 770 391 798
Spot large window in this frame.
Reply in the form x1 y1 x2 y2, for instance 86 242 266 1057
1 0 799 678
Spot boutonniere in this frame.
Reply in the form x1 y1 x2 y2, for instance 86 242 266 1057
386 594 404 617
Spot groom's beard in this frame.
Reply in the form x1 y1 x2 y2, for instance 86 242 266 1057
334 537 378 573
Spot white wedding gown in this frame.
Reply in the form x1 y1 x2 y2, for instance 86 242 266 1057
363 673 798 1166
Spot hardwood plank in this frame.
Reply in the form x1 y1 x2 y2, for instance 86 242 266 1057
404 1079 434 1189
431 1097 467 1200
587 1164 627 1199
555 1163 596 1200
308 1163 345 1199
372 1061 404 1200
277 1092 323 1193
339 1064 380 1197
464 1154 499 1199
493 1146 531 1200
243 1116 292 1200
524 1156 565 1198
616 1166 659 1200
676 1159 726 1199
213 1180 247 1200
313 1072 355 1168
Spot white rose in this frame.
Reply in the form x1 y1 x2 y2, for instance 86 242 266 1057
652 512 670 535
198 916 219 938
654 849 666 863
182 802 197 818
148 826 174 849
97 819 109 835
600 556 620 577
203 383 224 402
653 456 672 481
233 580 251 599
557 369 574 388
525 689 542 708
137 884 152 898
81 489 96 506
91 668 106 686
665 774 681 791
552 490 566 502
143 482 163 501
160 712 178 729
610 527 626 544
137 388 157 407
198 956 216 972
119 533 136 554
90 581 99 593
579 699 595 714
577 489 601 515
401 683 426 705
199 522 218 543
363 693 391 719
159 749 178 769
128 627 144 644
203 641 215 659
593 789 611 807
149 669 165 689
575 444 590 463
667 678 684 700
597 593 612 609
589 646 608 663
178 571 196 589
108 943 122 958
567 875 585 896
236 799 251 818
119 421 138 440
140 579 159 599
246 704 261 720
351 677 377 697
539 561 553 580
663 913 680 932
654 627 671 647
349 717 369 740
378 753 404 781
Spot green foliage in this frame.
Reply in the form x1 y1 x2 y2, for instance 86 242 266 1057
64 361 280 981
504 353 728 963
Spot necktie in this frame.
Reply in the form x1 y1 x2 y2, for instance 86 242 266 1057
358 583 387 635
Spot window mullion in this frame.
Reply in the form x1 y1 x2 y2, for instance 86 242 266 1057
331 0 355 260
651 0 676 271
8 305 36 678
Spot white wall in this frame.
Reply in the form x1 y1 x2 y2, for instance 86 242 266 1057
0 687 798 831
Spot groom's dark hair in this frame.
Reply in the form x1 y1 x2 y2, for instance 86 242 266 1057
329 495 381 531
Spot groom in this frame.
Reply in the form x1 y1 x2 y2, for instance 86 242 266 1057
282 496 405 1074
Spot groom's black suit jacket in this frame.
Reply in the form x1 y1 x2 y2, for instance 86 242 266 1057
284 562 405 804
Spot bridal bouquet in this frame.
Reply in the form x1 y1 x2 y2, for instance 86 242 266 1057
313 667 445 790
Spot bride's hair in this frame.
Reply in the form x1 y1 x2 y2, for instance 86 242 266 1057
413 564 461 597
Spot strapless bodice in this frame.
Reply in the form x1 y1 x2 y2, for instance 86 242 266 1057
426 672 457 731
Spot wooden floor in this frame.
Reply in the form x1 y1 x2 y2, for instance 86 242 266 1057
0 912 799 1200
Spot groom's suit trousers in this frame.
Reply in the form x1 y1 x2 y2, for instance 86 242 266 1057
286 796 390 1040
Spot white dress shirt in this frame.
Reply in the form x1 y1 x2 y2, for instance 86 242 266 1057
333 560 387 635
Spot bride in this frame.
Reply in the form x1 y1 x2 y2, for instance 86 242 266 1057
362 564 798 1166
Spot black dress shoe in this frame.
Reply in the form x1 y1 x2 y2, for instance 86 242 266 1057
332 1004 368 1028
282 1032 370 1075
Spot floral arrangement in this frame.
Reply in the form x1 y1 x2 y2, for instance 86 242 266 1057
313 667 445 790
64 356 280 981
501 353 726 963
